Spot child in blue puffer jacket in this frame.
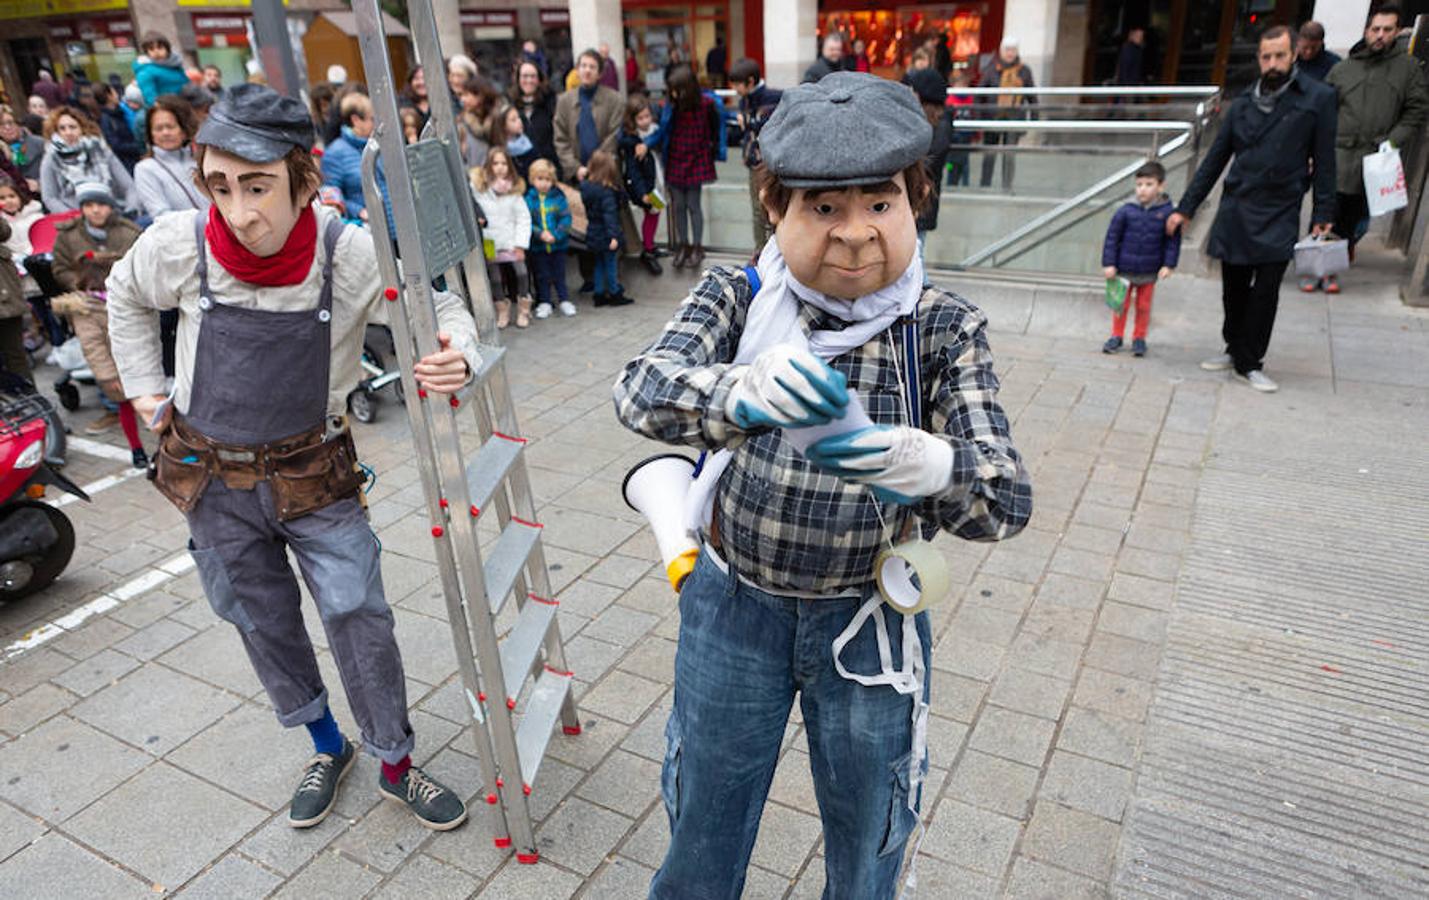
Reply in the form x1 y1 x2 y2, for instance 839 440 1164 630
133 33 192 106
525 158 573 319
1101 160 1181 357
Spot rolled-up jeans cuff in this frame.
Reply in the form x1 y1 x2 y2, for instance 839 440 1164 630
275 688 329 728
364 732 416 765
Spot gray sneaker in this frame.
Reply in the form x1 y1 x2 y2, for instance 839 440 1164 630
289 739 356 828
1235 369 1278 393
378 765 468 831
1199 353 1234 371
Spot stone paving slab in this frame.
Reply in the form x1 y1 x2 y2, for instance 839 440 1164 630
1 243 1428 898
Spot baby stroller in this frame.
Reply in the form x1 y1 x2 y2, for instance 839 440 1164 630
347 324 404 424
22 211 92 413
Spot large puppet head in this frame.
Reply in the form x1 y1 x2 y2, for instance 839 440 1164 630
756 72 932 300
193 84 320 257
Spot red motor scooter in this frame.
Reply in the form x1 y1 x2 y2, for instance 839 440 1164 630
0 376 89 601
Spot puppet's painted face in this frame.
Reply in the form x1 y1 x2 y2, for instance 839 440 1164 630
766 171 918 300
202 148 306 257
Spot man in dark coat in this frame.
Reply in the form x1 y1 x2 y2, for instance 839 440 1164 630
802 33 846 83
1324 3 1429 289
1116 28 1146 87
1167 24 1336 394
1296 21 1341 82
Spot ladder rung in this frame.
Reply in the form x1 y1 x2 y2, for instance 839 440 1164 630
499 595 559 701
465 432 525 517
463 343 506 395
483 519 542 615
516 668 573 788
471 344 505 385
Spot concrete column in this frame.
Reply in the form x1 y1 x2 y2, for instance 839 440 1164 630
1315 0 1371 55
762 0 816 89
569 0 625 93
128 0 183 63
1001 0 1063 88
434 0 465 61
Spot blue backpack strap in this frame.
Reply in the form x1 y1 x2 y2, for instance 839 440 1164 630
742 264 761 296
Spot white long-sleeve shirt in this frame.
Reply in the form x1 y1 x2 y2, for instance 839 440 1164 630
106 206 482 419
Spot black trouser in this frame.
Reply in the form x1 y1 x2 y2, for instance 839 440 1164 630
0 316 30 381
980 132 1018 188
1221 260 1289 375
1332 191 1370 253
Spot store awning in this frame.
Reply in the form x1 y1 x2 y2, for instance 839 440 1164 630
315 11 410 38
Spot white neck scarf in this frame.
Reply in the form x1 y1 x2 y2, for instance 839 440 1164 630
684 237 925 533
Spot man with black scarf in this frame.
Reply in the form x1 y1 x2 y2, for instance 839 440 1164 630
1167 24 1336 394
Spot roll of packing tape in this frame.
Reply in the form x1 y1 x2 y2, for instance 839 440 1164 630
874 540 951 615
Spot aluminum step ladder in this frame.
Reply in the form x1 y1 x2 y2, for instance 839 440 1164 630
352 0 581 863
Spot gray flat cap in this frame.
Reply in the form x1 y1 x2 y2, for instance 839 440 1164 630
196 84 314 163
759 71 931 189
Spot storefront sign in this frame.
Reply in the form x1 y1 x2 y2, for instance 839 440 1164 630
178 0 285 7
46 15 130 39
193 15 249 33
540 10 570 26
0 0 126 21
460 10 516 27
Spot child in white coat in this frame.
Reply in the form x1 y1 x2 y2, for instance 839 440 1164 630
470 147 533 328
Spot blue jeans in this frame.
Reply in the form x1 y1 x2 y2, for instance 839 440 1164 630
592 249 620 296
650 549 930 900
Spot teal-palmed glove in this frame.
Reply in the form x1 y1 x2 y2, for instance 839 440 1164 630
726 344 849 430
804 425 954 505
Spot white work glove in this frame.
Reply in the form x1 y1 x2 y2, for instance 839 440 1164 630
804 425 953 505
725 343 849 429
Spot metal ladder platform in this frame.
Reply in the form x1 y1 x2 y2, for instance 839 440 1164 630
353 0 581 862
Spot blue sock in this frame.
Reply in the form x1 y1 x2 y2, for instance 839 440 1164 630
305 707 345 757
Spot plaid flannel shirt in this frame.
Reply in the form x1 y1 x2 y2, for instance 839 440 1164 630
612 266 1032 595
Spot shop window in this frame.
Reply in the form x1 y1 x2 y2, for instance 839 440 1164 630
819 4 985 79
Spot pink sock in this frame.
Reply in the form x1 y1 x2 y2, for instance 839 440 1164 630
641 211 660 251
381 755 412 785
118 402 142 450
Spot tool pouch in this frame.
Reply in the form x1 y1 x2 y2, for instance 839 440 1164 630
269 428 364 522
152 429 214 514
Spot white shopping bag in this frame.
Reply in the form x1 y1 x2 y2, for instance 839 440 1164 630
1363 141 1409 217
1294 235 1350 279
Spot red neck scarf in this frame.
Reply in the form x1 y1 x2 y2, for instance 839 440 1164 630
205 204 318 287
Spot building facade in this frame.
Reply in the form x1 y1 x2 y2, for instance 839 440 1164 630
0 0 1403 114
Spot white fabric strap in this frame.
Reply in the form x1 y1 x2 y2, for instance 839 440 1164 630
830 595 931 898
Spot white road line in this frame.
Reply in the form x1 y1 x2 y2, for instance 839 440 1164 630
1 551 194 661
47 466 148 508
66 436 136 463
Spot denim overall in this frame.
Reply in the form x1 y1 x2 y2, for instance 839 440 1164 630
182 213 415 765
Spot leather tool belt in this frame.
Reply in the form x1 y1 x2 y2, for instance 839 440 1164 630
152 416 364 520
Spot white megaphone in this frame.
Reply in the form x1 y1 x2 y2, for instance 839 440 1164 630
621 453 700 592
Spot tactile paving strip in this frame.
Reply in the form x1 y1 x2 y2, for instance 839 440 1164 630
1114 438 1429 898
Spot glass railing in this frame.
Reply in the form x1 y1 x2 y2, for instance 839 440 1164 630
703 85 1221 279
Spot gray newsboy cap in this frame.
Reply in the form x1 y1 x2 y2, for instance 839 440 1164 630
196 84 314 163
759 71 932 189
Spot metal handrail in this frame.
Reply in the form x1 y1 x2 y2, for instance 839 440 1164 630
960 132 1192 268
948 86 1220 97
951 120 1192 133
